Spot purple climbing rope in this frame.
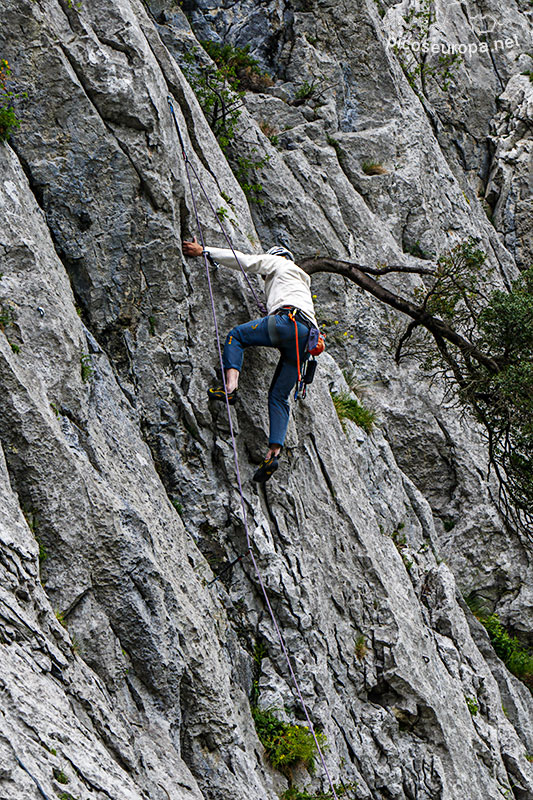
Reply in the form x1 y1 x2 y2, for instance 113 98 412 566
168 96 339 799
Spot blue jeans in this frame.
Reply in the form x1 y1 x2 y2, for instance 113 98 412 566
222 312 309 447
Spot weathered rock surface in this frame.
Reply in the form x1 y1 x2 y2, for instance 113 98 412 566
1 0 533 799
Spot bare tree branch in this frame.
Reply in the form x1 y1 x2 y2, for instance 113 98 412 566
300 255 500 373
363 264 436 276
395 319 419 363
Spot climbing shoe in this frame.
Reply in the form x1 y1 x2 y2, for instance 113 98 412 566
252 456 279 483
207 386 238 406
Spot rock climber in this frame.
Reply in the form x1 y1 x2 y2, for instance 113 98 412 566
182 238 318 483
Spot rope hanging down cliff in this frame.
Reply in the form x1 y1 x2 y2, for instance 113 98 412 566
167 96 340 800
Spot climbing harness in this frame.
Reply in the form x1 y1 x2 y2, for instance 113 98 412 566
288 309 303 398
282 306 324 400
168 96 340 800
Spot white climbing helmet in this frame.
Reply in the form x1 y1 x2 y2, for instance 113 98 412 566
267 246 295 262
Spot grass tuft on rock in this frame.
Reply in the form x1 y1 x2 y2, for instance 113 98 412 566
362 161 388 175
331 391 376 434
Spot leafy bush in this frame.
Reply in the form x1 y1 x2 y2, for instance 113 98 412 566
481 613 533 688
252 707 326 776
233 152 269 204
391 0 462 95
331 391 376 434
472 269 533 519
182 47 244 151
0 59 26 142
398 239 533 527
466 599 533 691
0 303 15 329
53 768 69 784
182 46 270 202
295 80 316 100
80 353 94 383
354 635 368 661
200 41 272 92
465 695 479 716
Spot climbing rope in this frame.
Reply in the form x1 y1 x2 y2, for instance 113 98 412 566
168 96 340 800
168 98 266 317
15 755 53 800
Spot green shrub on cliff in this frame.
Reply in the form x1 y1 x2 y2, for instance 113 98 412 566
252 707 326 777
0 59 25 142
466 598 533 690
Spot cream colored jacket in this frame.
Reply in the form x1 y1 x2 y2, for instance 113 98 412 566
205 247 318 327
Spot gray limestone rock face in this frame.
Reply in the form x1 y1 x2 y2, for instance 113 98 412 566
1 0 533 799
486 74 533 270
192 0 533 631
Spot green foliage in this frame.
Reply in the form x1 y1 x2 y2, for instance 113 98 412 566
200 40 273 92
80 353 94 383
294 80 316 102
390 526 413 572
474 270 533 517
0 303 15 329
10 342 20 353
399 239 533 526
53 768 69 784
55 609 66 627
413 238 488 324
250 639 266 706
234 152 269 204
0 105 20 141
182 46 270 201
182 40 271 149
465 695 479 716
252 707 326 776
58 793 78 800
403 239 432 260
171 498 184 516
326 135 345 167
392 0 462 95
481 613 533 688
259 119 279 146
331 390 376 434
373 0 386 18
220 190 234 208
148 315 156 335
0 59 26 142
466 598 533 690
253 640 267 664
182 47 245 151
355 635 368 661
37 536 47 564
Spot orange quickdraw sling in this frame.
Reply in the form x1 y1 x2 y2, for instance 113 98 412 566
288 309 302 385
